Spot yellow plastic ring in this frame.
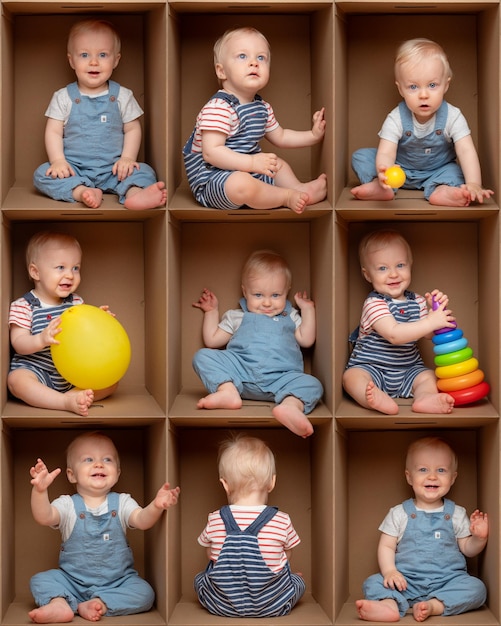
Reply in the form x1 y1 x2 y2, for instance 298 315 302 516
435 357 479 379
437 369 485 392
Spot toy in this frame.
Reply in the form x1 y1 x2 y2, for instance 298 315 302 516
51 304 131 390
384 165 406 188
432 298 490 406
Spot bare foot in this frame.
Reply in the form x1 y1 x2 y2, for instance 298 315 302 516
429 184 471 207
301 173 328 205
412 392 454 414
124 182 167 210
77 599 107 622
29 598 74 623
351 179 395 201
197 382 242 410
412 599 444 622
356 599 400 622
366 381 399 415
64 389 95 416
272 397 314 438
74 186 103 208
285 189 309 214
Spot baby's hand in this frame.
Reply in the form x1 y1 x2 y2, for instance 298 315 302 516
99 305 116 317
382 569 407 591
40 316 63 347
470 509 489 539
377 164 394 189
192 288 218 312
251 152 281 177
312 107 326 140
294 291 315 310
30 458 61 491
46 159 75 179
154 483 180 510
112 157 140 182
462 183 494 204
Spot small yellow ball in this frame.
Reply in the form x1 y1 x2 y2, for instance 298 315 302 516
385 165 406 189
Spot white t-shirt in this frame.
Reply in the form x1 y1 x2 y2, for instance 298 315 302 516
378 103 471 144
45 85 143 126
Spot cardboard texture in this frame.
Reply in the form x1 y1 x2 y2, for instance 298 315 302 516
0 2 500 626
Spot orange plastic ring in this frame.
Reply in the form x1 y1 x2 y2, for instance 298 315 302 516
437 369 485 392
435 357 479 379
449 382 490 406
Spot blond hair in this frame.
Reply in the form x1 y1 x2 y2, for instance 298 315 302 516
406 436 458 472
395 38 452 82
68 19 121 55
358 229 413 270
218 435 276 499
26 231 81 273
213 26 270 68
241 249 292 291
66 431 120 470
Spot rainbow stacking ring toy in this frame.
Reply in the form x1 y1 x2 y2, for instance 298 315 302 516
432 298 490 405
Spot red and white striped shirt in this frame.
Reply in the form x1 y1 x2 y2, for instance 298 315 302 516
198 505 300 572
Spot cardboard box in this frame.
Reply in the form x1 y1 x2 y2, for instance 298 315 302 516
0 1 499 625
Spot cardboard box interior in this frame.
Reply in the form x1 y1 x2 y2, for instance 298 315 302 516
1 7 167 210
0 1 498 625
334 217 500 427
2 424 168 623
168 215 334 425
2 217 168 421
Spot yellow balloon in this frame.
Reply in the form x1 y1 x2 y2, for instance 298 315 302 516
385 165 406 188
51 304 131 390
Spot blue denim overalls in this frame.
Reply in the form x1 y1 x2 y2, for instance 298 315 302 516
352 101 465 199
33 81 157 204
30 493 155 616
194 505 305 617
363 498 487 616
192 298 323 413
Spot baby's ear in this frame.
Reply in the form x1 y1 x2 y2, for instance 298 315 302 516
66 467 77 484
361 267 371 283
268 474 277 492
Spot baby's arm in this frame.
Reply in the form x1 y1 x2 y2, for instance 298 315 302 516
44 118 75 179
30 458 62 527
266 107 326 148
10 317 62 355
294 291 317 348
454 135 494 203
371 289 455 345
458 509 489 557
192 288 232 348
378 532 407 591
128 483 180 530
112 119 141 181
374 138 399 188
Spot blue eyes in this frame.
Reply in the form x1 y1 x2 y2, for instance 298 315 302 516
237 53 267 62
79 52 109 59
418 467 446 473
253 293 281 299
409 83 437 90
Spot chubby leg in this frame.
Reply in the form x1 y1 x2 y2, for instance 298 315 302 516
356 598 400 622
411 370 454 414
29 597 74 624
8 369 95 416
225 167 327 213
272 396 314 438
343 367 399 415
